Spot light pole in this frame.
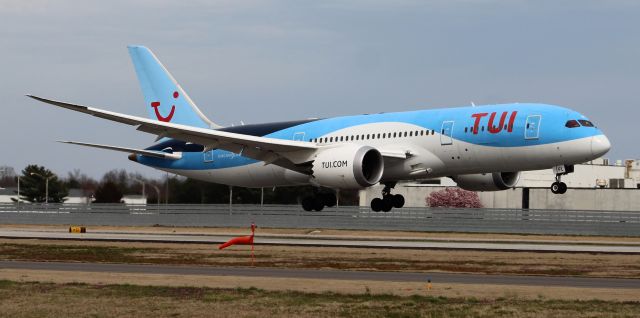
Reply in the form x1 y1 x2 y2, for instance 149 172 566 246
16 176 21 206
150 184 161 206
30 172 50 204
132 178 146 198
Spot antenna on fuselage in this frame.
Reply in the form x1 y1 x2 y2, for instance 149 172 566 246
471 101 476 107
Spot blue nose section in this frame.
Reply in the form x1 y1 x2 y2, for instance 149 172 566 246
591 134 611 158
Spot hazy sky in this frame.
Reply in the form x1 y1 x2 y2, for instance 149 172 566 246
1 0 638 179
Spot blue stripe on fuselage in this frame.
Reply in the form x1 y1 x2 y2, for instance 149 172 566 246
137 103 604 170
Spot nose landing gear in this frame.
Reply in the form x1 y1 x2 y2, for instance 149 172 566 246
550 165 573 194
370 183 405 212
550 178 567 194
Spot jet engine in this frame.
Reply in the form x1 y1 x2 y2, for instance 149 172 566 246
451 172 521 191
311 145 384 189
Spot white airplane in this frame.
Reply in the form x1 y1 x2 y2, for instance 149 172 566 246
29 46 611 212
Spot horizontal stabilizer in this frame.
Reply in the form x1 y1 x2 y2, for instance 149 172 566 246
58 140 182 160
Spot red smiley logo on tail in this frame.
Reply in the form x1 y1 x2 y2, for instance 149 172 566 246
150 91 179 122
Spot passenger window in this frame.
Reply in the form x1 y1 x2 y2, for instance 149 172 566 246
409 131 413 137
377 133 381 139
465 127 468 133
404 132 408 137
578 120 594 127
565 120 580 128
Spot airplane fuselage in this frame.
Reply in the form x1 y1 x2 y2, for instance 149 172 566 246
136 102 610 188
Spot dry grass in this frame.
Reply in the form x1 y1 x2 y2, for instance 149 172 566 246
0 280 639 318
6 224 640 243
2 239 640 278
3 269 639 302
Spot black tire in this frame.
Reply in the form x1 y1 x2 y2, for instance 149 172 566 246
550 182 560 194
381 197 393 212
313 197 325 211
322 192 337 207
558 182 568 194
371 198 383 212
301 197 314 211
392 194 405 208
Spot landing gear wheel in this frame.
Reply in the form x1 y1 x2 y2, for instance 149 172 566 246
381 196 394 212
558 182 568 194
392 194 405 208
550 182 560 194
371 198 383 212
302 197 314 211
322 192 337 207
313 197 325 212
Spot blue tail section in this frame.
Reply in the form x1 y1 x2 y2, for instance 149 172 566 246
127 45 219 129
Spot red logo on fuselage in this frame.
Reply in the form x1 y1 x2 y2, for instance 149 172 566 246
471 111 518 134
150 91 179 122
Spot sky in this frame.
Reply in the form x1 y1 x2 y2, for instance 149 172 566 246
1 0 638 179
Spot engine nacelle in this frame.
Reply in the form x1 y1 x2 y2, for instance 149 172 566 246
452 172 521 191
311 145 384 189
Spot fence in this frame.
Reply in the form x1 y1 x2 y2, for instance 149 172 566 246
1 203 639 236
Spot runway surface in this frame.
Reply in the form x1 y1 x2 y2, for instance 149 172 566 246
1 260 638 289
1 228 640 253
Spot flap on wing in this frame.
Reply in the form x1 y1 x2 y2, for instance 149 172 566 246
58 141 182 160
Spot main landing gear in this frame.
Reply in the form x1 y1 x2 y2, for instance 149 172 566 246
301 192 337 212
550 165 573 194
370 183 405 212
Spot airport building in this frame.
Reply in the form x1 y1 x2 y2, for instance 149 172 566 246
0 187 147 205
360 158 640 211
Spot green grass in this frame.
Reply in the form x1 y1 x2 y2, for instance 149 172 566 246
0 280 638 318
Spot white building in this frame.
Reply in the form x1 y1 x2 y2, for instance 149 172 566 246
0 187 147 205
361 158 640 210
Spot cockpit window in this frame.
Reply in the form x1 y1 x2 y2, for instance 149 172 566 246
565 120 580 128
578 120 594 127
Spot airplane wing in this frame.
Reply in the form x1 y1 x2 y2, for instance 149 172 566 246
28 95 319 173
57 140 182 160
28 95 411 174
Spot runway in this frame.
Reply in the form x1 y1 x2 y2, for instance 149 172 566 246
1 228 640 253
1 260 638 289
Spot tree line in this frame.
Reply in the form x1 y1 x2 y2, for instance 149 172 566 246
0 164 359 205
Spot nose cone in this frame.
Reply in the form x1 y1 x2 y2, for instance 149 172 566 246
591 135 611 158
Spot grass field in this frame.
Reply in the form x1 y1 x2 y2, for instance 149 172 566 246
2 239 640 278
1 280 639 318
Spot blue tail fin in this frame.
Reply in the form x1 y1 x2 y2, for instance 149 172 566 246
127 45 220 129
